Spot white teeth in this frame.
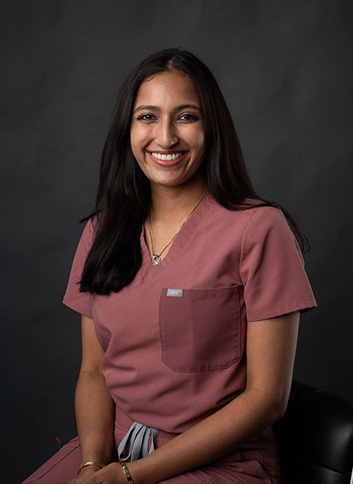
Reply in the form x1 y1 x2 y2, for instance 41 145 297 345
151 152 183 161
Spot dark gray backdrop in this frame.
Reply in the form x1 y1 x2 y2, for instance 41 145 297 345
1 1 352 483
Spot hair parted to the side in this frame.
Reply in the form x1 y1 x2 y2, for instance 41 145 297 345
80 47 307 295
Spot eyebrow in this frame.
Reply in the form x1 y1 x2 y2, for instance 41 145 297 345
133 104 202 114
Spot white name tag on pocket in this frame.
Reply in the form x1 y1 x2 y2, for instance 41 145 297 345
167 289 183 297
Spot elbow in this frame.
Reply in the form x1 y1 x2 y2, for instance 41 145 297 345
271 402 287 423
245 385 291 426
269 394 289 423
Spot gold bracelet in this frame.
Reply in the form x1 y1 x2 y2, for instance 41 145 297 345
77 460 105 474
118 460 134 483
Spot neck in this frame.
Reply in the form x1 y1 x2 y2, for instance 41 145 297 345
149 179 207 223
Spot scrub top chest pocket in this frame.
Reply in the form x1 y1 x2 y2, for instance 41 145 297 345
159 287 241 373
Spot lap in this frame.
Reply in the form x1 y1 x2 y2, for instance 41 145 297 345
21 437 273 484
158 462 273 483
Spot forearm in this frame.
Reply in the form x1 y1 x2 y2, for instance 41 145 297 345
75 371 115 465
128 388 283 484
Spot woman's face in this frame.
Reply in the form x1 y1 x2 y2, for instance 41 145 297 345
130 69 205 190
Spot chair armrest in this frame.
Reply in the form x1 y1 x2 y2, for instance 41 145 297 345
273 380 353 484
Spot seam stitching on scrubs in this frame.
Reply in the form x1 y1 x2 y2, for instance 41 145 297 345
239 207 263 286
239 206 283 285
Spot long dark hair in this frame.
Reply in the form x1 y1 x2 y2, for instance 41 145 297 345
80 48 307 295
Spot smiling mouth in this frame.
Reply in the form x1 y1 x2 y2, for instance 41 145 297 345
150 152 185 161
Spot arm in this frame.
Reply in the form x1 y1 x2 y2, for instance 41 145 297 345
69 315 115 481
127 311 299 484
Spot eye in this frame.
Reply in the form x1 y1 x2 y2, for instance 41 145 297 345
136 113 157 122
177 113 200 122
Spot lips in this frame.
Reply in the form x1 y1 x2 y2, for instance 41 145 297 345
148 151 187 166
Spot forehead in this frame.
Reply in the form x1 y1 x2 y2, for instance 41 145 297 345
134 70 201 106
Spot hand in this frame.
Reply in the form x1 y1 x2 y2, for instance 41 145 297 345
69 463 129 484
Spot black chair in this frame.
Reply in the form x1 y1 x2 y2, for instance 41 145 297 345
273 380 353 484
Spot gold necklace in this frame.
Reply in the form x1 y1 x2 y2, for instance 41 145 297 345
147 187 208 266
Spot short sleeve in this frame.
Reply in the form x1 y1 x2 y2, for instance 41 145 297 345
240 207 317 322
63 219 96 318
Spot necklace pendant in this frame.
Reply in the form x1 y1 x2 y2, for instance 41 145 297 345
152 254 161 266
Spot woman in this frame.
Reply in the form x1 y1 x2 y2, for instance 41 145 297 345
23 48 316 484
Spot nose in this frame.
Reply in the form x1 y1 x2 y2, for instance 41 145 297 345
156 118 178 148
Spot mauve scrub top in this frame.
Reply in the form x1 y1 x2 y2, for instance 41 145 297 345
63 194 316 436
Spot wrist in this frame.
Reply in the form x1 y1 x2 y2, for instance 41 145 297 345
76 465 99 477
123 459 156 484
118 460 134 483
77 460 105 474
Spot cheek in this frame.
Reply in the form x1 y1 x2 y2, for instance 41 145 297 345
188 128 205 154
130 126 149 155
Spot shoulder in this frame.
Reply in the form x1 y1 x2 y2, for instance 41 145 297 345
242 204 294 243
243 204 288 231
239 204 301 260
209 196 287 228
203 198 294 253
